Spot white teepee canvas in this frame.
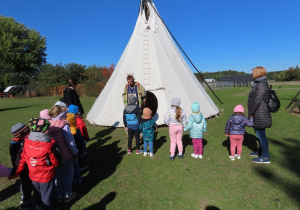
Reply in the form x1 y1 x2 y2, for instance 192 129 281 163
86 0 219 127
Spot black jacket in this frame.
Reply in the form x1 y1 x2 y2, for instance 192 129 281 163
248 78 272 129
62 87 84 115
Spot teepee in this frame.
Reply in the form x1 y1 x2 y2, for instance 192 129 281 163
87 0 219 127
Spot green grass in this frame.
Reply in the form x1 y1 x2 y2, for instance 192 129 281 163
0 86 300 209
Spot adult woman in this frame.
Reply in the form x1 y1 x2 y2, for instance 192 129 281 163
62 78 84 115
248 66 272 163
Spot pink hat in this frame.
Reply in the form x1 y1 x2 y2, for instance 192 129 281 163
40 109 51 120
233 105 244 113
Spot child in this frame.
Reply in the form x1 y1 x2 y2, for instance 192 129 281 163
9 123 33 208
225 105 254 160
164 97 187 160
48 105 78 202
9 118 60 210
68 104 90 142
139 108 156 157
123 95 142 154
0 163 12 177
184 102 207 159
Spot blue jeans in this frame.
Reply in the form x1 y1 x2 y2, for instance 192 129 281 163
73 161 81 184
55 159 73 198
255 129 269 158
143 141 153 153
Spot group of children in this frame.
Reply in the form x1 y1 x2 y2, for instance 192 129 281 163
6 101 89 209
2 95 254 209
125 95 254 162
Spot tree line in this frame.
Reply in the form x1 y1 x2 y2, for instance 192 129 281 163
1 15 299 97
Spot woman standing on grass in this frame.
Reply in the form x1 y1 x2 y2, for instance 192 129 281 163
248 66 272 164
62 78 84 116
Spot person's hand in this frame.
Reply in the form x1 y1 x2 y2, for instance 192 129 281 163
249 116 253 118
225 134 229 137
8 173 18 180
203 132 206 135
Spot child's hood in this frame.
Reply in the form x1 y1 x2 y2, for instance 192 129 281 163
125 105 138 114
231 114 246 125
191 112 203 124
28 132 52 143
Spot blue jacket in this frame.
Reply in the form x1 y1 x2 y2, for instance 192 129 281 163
139 119 156 143
123 105 141 130
184 113 207 138
225 114 254 135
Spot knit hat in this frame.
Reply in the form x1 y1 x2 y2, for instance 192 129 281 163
233 105 244 113
143 108 152 119
54 101 67 107
128 95 136 105
191 102 200 113
68 104 79 114
171 97 181 107
28 118 51 133
40 109 51 120
11 123 30 139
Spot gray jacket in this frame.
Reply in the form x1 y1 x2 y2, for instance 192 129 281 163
248 78 272 129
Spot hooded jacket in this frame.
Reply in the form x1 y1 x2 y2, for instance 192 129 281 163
248 78 272 129
139 119 156 142
225 114 254 135
184 113 207 138
15 132 59 183
123 105 141 130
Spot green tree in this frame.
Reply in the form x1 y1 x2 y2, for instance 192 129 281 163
0 15 46 90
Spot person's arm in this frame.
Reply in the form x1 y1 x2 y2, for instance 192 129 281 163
182 110 187 127
184 115 193 132
62 125 78 155
250 83 267 116
77 117 89 140
202 116 207 134
245 117 254 127
164 111 170 125
63 88 73 106
123 110 127 127
225 117 231 136
122 85 128 106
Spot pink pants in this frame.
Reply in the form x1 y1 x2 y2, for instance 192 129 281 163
169 124 183 156
230 135 244 156
192 138 203 155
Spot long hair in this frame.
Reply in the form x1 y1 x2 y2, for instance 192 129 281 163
48 105 66 118
175 106 182 122
68 78 78 88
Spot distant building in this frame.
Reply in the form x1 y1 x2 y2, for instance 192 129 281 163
217 75 252 87
205 78 216 83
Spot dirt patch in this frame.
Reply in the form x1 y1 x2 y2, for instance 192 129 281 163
235 89 250 96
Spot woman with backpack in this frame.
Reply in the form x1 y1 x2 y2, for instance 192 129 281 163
248 66 272 164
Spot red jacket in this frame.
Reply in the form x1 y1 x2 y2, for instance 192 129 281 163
76 116 89 141
15 132 59 183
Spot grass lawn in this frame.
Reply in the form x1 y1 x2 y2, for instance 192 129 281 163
0 85 299 209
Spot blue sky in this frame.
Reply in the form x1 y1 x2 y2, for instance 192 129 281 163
1 0 300 73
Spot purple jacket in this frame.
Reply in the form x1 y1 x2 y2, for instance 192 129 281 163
225 114 254 135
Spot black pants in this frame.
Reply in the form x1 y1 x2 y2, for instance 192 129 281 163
32 179 55 210
20 167 33 202
128 128 140 150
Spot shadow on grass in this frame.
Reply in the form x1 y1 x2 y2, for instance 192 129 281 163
222 132 258 155
83 191 116 210
205 206 221 210
153 134 166 154
253 137 300 208
58 128 126 209
0 179 20 202
89 127 116 141
0 106 33 112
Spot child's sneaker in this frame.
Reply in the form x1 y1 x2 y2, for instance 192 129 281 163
178 154 183 159
250 152 259 156
136 150 143 154
64 192 76 203
127 150 131 154
170 156 175 161
149 153 154 157
191 153 199 158
199 155 203 159
143 152 147 156
235 154 241 159
229 156 235 161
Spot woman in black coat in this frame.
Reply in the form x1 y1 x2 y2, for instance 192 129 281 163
248 66 272 163
62 78 84 115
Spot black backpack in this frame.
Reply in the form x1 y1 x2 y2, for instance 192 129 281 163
267 85 280 113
